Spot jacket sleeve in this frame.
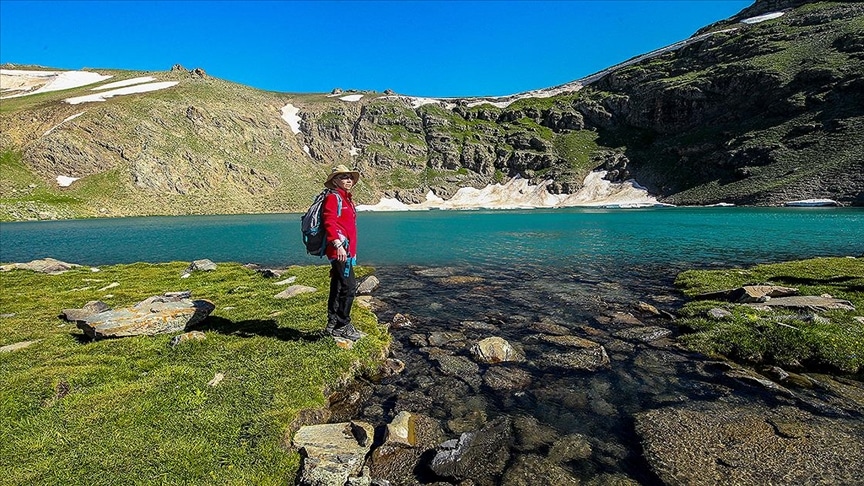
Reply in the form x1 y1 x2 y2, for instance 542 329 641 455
321 192 344 245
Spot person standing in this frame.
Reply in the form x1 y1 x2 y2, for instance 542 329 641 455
322 165 365 341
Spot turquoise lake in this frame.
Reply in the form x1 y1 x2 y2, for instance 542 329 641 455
1 207 862 269
2 207 863 483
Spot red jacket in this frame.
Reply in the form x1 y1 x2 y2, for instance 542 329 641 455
322 188 357 259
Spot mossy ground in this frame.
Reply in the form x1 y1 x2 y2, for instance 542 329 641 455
0 262 389 485
675 257 864 375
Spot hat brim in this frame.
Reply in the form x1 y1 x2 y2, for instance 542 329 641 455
324 171 361 189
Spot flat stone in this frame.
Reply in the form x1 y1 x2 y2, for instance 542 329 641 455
61 300 111 321
536 346 610 371
745 295 855 312
0 340 40 353
613 326 673 342
76 299 215 339
273 276 297 286
537 334 601 348
636 403 864 485
274 285 317 299
0 257 81 274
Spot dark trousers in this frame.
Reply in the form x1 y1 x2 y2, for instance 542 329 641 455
328 258 356 330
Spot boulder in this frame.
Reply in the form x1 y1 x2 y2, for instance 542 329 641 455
185 259 217 273
470 336 523 363
74 295 215 339
384 411 416 447
368 413 446 485
293 421 374 486
356 275 380 294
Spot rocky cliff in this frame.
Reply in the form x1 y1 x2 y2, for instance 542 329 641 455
1 0 862 221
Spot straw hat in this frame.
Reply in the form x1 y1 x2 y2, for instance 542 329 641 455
324 164 361 189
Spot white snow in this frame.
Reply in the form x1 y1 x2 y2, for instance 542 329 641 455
56 175 80 187
356 171 663 212
741 12 785 24
43 112 85 136
339 94 364 102
303 145 310 155
350 146 361 156
1 69 112 99
280 103 302 134
784 199 838 207
92 76 156 91
64 81 179 104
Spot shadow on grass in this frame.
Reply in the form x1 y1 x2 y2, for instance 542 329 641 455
193 316 323 342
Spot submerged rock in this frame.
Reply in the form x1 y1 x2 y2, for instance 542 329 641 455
470 336 523 363
612 326 673 343
636 403 864 485
430 417 512 481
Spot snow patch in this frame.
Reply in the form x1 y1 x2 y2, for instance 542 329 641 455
339 94 363 102
741 12 784 24
350 146 361 156
56 175 80 187
303 145 310 155
64 81 179 104
784 199 838 207
1 69 112 99
280 103 302 134
357 171 663 212
43 112 85 136
92 76 156 91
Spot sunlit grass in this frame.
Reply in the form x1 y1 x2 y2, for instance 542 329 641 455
0 262 389 485
675 257 864 374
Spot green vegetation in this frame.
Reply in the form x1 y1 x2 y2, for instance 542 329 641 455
675 257 864 374
553 130 600 172
0 262 389 485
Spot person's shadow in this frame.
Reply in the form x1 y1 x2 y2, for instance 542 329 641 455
193 316 323 342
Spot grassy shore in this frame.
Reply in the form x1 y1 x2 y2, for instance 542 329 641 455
675 257 864 375
0 262 389 485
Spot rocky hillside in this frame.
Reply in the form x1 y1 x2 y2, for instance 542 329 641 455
1 0 862 221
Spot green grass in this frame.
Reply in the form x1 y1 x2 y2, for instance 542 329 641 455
0 262 389 485
675 257 864 374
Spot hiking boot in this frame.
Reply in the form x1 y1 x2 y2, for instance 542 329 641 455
330 324 366 341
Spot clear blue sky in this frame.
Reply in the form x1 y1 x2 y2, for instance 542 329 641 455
0 1 753 97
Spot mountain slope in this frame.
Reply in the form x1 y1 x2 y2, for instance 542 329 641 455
1 0 862 221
